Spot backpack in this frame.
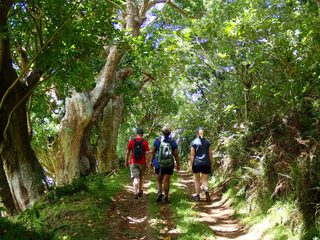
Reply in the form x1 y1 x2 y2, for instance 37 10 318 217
157 137 174 167
133 138 145 161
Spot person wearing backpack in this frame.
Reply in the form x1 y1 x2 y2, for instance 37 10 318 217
190 127 213 202
125 128 150 199
151 125 180 204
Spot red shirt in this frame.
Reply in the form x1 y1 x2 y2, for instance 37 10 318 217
127 137 150 165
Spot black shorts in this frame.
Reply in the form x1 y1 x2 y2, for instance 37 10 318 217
192 165 211 174
155 166 174 175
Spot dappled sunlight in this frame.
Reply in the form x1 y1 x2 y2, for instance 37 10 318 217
176 171 256 240
128 216 147 224
104 176 152 240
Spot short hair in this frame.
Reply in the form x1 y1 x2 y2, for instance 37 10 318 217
196 126 204 133
136 128 144 135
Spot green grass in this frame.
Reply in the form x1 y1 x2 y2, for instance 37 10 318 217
2 169 130 240
147 172 214 240
170 173 214 240
215 175 303 240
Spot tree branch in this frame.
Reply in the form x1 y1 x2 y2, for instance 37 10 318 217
148 0 190 17
0 9 72 112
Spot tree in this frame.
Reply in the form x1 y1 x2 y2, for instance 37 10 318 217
0 0 46 211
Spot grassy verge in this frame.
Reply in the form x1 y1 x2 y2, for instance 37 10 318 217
148 171 214 240
2 169 130 240
215 174 303 240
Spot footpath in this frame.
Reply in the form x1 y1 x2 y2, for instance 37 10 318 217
104 170 258 240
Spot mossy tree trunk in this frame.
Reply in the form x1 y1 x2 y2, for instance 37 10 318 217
56 0 156 184
0 1 46 211
97 95 124 172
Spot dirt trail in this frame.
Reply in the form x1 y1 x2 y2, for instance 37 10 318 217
105 174 152 240
105 170 262 240
105 172 177 240
177 170 260 240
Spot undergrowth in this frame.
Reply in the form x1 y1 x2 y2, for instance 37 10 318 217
1 169 129 240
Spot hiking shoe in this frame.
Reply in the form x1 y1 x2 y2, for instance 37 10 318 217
205 191 211 202
163 195 169 204
138 190 143 198
193 195 200 202
156 192 163 202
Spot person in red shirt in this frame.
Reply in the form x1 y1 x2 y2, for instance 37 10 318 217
125 128 150 199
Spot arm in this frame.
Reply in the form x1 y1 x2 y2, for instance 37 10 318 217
190 146 195 171
125 148 130 168
173 148 180 171
209 145 213 166
151 146 156 168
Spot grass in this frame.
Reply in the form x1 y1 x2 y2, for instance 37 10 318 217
216 174 303 240
2 169 130 240
147 171 215 240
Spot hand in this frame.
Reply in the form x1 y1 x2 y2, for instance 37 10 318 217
150 162 154 169
125 161 129 168
176 163 180 172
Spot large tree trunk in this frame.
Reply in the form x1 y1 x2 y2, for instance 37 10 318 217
0 1 46 212
56 0 149 184
97 95 124 172
56 0 164 184
56 92 93 184
0 159 15 214
56 47 125 185
80 125 97 176
1 111 46 212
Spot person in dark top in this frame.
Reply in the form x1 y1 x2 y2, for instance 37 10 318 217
190 127 213 202
151 125 180 204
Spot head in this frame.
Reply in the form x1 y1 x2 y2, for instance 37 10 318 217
136 128 144 137
197 127 204 139
162 125 171 137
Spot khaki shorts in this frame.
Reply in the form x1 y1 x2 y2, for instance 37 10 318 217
130 164 146 179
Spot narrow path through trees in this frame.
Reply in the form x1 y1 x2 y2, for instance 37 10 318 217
177 171 259 240
105 170 261 240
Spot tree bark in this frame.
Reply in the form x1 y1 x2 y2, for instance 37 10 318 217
0 1 46 211
56 47 125 185
56 0 150 184
1 111 46 212
97 95 124 172
0 159 15 214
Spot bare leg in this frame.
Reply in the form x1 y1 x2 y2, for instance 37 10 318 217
163 175 171 196
155 173 160 191
157 174 164 193
201 174 209 191
194 173 201 195
139 176 143 193
133 177 139 195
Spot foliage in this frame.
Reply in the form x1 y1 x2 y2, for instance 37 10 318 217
0 216 52 240
4 169 129 240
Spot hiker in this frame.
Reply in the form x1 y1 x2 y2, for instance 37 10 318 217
151 125 180 204
190 127 213 202
125 128 150 199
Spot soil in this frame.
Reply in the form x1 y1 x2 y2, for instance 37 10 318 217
105 170 260 240
177 170 259 240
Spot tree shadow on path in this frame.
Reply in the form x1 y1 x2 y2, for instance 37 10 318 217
105 173 152 240
105 172 179 240
178 170 261 240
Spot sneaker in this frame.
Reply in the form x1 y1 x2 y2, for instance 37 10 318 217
138 190 143 198
156 192 163 202
193 195 200 202
163 195 169 204
205 191 211 202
